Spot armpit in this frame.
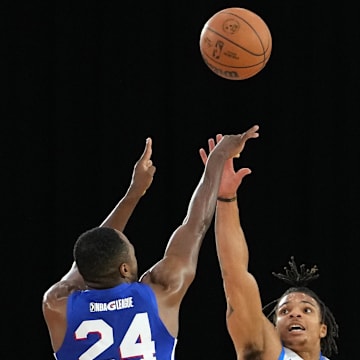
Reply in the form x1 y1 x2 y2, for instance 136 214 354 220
244 344 263 360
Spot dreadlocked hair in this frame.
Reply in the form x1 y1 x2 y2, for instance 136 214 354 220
262 256 339 358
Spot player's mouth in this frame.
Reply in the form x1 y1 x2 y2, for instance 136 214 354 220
288 324 305 331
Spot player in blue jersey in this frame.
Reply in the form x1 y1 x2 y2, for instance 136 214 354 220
42 125 260 360
199 134 339 360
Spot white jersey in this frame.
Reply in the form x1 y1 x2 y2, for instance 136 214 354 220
280 347 330 360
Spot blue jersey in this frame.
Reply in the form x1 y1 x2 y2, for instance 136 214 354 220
54 282 177 360
279 346 330 360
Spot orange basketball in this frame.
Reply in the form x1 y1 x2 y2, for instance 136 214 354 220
199 7 272 80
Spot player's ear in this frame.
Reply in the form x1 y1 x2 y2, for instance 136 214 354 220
119 263 130 277
320 323 327 338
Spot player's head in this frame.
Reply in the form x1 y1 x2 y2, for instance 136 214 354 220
263 257 339 358
74 227 138 286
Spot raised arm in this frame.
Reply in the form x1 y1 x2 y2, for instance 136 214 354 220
43 138 155 309
215 193 268 357
200 132 282 359
141 126 260 336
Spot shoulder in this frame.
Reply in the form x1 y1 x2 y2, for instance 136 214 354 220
43 280 83 310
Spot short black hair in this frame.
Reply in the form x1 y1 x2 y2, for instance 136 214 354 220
73 227 130 283
262 256 339 358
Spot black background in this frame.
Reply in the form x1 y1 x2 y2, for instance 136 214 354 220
3 0 358 359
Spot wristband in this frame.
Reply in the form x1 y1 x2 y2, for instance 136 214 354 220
217 196 237 202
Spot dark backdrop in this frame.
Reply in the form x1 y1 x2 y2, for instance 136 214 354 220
3 0 358 359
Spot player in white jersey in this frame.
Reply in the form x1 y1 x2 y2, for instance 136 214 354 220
199 132 338 360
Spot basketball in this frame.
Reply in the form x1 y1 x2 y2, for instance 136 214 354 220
199 7 272 80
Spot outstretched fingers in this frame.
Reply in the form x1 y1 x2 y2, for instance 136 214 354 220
243 125 260 140
199 136 217 165
234 125 260 157
199 125 259 165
